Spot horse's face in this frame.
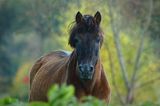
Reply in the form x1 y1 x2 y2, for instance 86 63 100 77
76 31 102 80
69 11 103 80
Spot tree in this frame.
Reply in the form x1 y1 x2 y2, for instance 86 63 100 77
106 0 160 105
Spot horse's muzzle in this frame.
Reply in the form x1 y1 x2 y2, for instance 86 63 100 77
78 64 94 80
79 72 93 80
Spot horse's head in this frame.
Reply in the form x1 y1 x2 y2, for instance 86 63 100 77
69 11 103 80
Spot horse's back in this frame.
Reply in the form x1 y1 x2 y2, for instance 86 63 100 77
29 50 70 101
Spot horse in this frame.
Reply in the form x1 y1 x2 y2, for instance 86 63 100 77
29 11 111 103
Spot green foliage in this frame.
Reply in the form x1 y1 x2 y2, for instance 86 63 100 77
0 97 18 105
11 63 30 100
28 102 49 106
140 101 160 106
80 96 106 106
47 84 76 106
0 84 107 106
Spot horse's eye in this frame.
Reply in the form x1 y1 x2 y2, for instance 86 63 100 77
74 37 80 45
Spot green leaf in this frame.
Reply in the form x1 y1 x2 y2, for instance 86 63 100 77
28 101 49 106
0 97 18 105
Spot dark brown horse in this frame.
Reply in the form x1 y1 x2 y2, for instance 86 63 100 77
29 11 110 103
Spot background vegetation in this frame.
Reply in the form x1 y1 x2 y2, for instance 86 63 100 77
0 0 159 106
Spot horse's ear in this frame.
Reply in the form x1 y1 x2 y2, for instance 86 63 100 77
76 11 83 24
94 11 101 25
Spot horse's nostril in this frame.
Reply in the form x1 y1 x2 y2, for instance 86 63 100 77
90 65 94 72
87 65 93 72
79 64 84 72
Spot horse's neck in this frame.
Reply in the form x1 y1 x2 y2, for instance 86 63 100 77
66 50 102 94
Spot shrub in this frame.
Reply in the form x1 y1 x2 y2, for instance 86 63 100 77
0 84 107 106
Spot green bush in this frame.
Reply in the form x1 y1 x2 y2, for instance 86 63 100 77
1 84 160 106
0 84 107 106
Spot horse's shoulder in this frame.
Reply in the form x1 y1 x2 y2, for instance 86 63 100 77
30 50 71 86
